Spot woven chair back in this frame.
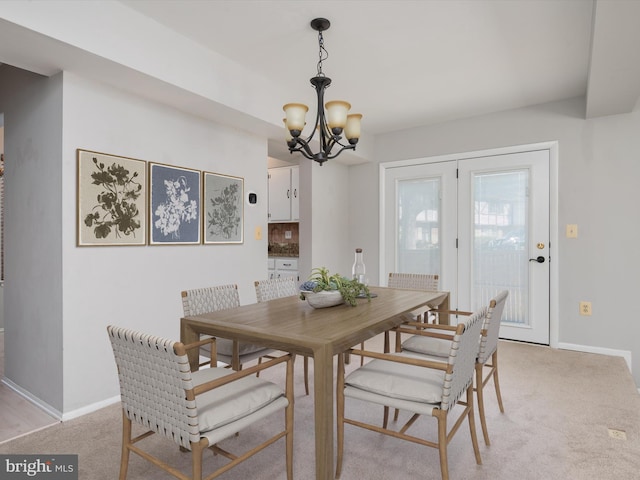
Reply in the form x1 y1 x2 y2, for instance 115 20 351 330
388 273 439 291
440 307 486 411
181 284 240 316
255 277 298 303
107 325 199 450
478 290 509 363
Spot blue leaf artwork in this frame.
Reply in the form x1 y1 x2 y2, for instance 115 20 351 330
150 164 201 244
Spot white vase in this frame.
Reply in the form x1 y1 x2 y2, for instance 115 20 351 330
301 290 344 308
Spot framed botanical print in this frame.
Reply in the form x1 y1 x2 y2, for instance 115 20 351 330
149 163 201 245
203 171 244 244
77 149 147 246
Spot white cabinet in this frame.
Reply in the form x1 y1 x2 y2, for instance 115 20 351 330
268 166 299 222
268 258 276 280
268 258 299 281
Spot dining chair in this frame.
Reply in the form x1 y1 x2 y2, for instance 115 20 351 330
254 277 311 395
181 284 276 371
107 325 294 480
335 308 486 480
400 290 509 445
379 272 441 363
388 272 440 323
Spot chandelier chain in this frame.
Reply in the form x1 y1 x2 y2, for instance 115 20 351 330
316 31 328 78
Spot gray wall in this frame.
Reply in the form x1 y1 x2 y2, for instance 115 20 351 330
0 65 64 410
1 66 277 418
1 123 3 331
348 96 640 386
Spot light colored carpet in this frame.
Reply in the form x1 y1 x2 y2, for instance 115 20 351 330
1 339 639 479
0 333 59 443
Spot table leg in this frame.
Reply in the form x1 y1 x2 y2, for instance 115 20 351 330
313 345 334 480
180 319 199 371
440 294 451 325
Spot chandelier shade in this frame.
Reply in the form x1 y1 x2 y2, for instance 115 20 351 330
282 18 362 166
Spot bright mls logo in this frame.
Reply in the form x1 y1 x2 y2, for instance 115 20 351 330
1 455 78 479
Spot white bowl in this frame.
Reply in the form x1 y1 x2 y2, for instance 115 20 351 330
301 290 344 308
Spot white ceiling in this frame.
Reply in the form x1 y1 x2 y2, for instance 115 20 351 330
120 0 640 132
2 1 640 162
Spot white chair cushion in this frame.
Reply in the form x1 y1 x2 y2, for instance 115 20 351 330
345 352 445 404
192 368 284 433
402 332 451 358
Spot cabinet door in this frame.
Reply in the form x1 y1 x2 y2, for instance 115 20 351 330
268 168 292 222
291 166 299 221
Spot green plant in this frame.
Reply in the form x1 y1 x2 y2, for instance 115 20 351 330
300 267 370 307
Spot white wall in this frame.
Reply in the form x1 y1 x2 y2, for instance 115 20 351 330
298 159 352 283
349 96 640 386
3 67 271 418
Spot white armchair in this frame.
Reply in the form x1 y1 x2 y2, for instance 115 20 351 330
335 308 486 480
107 325 294 480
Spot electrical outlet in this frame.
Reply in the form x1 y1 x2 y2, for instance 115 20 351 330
255 226 262 240
608 428 627 440
579 301 592 316
566 224 578 238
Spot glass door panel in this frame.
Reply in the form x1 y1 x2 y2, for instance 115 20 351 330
383 161 458 300
472 169 529 325
397 177 441 275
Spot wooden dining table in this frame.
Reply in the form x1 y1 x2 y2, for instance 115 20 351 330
180 286 449 480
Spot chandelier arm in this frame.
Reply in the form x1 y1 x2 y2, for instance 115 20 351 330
326 143 356 160
288 137 315 160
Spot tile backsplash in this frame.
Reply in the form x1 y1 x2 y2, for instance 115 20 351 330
268 223 299 256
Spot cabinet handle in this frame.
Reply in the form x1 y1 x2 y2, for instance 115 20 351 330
294 188 297 198
287 189 290 199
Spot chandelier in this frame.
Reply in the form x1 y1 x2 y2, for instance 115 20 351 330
283 18 362 166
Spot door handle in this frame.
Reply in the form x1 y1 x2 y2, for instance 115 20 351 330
529 256 545 263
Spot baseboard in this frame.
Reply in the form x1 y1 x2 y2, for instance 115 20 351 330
1 376 120 421
1 376 62 420
61 395 120 421
557 342 632 372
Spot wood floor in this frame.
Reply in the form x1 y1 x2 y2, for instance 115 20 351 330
0 332 59 444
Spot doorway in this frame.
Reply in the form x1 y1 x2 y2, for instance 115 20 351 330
381 143 557 345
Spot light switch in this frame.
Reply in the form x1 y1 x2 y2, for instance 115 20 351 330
566 224 578 238
255 226 262 240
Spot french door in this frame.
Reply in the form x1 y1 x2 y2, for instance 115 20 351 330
382 148 550 344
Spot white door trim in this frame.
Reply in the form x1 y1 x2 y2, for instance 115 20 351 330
379 141 559 348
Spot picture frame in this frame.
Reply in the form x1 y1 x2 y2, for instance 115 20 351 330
77 149 147 246
202 171 244 244
149 162 201 245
